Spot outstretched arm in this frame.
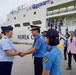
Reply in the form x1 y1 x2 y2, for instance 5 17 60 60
20 47 36 57
5 50 20 56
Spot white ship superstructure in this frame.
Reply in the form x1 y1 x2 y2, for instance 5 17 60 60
5 0 76 44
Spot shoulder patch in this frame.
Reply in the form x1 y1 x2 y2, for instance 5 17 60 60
43 57 49 63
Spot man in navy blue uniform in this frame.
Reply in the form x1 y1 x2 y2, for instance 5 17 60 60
41 31 47 38
41 31 50 53
20 25 45 75
58 23 61 33
63 36 68 60
54 20 57 30
65 27 68 36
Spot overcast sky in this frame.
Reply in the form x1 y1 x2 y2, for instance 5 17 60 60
0 0 45 25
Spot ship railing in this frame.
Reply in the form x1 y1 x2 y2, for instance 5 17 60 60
10 10 19 14
9 3 33 14
47 5 76 16
9 0 54 15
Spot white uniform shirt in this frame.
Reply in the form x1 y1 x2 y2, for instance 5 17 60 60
0 36 15 62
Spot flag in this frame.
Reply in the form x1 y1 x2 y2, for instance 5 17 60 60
46 0 49 2
46 0 53 4
46 0 51 2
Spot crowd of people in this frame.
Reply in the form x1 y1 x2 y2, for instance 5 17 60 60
47 18 62 32
0 25 76 75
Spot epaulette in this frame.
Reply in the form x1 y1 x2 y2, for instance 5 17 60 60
4 37 7 39
37 35 40 39
47 47 52 52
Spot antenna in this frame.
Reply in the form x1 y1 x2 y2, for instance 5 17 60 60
12 0 13 10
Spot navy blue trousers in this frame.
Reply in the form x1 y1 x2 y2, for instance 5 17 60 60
34 57 43 75
0 62 13 75
64 46 67 59
68 52 76 68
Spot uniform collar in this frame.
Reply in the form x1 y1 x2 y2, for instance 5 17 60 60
49 45 57 49
34 34 40 40
3 36 10 40
50 45 56 48
47 45 57 52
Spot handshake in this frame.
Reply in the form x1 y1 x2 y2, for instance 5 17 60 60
17 51 26 57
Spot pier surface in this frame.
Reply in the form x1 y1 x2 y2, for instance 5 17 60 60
12 44 76 75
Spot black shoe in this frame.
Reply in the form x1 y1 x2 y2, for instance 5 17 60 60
66 67 72 70
64 58 67 60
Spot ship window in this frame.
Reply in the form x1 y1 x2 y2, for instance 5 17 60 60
14 17 16 19
15 24 20 27
47 7 52 12
23 22 30 26
23 14 25 17
32 20 42 25
34 12 36 15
